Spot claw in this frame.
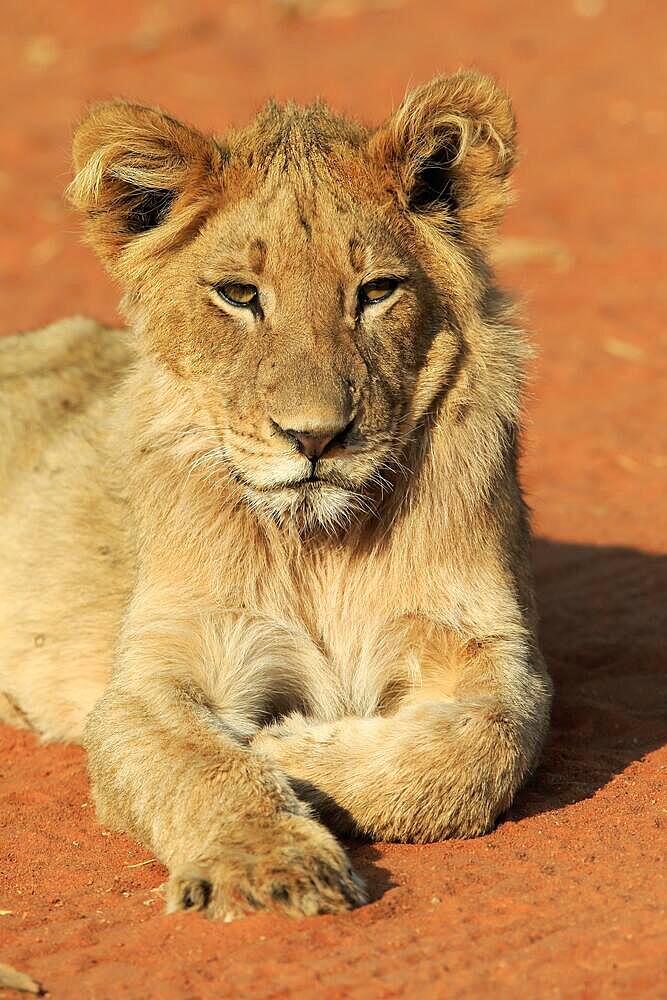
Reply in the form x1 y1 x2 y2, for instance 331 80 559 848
181 878 211 910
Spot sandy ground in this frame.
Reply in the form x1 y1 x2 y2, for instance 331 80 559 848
1 0 666 996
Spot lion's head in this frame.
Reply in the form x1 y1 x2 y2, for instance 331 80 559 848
69 72 518 532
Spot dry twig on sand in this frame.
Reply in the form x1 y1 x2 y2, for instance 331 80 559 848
0 962 44 995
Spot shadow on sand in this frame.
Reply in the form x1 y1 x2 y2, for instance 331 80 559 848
509 537 667 820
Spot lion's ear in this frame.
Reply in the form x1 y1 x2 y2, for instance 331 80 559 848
68 101 225 275
371 71 517 249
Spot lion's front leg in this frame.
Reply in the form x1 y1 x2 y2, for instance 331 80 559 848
254 632 552 844
84 600 366 919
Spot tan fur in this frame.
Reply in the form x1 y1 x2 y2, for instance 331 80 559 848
0 71 552 919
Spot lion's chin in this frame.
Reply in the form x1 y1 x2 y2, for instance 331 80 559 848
242 479 371 534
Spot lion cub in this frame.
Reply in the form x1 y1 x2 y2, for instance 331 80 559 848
0 71 552 919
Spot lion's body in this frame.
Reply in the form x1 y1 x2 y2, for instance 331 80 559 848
0 73 552 919
0 319 134 738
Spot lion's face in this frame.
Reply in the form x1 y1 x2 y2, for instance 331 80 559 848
70 76 516 530
145 170 449 530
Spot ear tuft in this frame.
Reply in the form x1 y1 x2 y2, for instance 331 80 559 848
371 70 517 248
68 101 224 273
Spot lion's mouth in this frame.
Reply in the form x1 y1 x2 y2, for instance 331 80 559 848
223 456 382 531
228 462 357 495
245 475 346 494
281 469 338 488
220 441 391 531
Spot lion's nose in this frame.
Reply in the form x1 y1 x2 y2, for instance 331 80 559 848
273 420 354 461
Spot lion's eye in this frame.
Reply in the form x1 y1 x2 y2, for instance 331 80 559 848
358 278 399 309
216 283 258 308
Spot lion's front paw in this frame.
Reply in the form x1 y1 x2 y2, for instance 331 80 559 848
166 814 366 921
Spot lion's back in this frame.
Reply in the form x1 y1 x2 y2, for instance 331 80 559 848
0 316 134 491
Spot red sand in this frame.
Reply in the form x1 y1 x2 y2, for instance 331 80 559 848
1 1 666 996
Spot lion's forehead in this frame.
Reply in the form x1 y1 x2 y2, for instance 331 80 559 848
201 179 410 288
